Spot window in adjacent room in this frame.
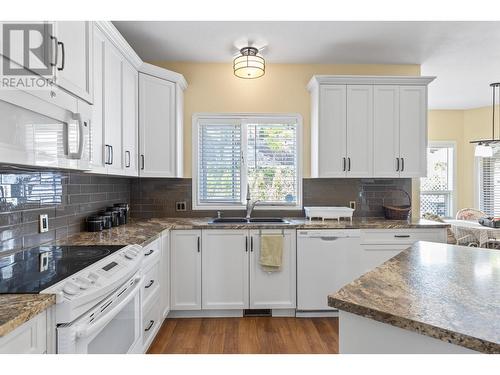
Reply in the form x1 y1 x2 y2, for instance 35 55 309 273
420 142 456 218
477 144 500 216
193 114 302 210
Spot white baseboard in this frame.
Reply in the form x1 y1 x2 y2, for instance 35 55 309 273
295 310 339 318
271 309 296 317
168 310 244 318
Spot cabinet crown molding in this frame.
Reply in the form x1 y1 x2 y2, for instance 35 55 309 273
307 75 436 91
95 21 143 69
139 63 188 90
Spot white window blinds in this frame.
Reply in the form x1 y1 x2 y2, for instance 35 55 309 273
247 123 298 204
479 145 500 216
195 115 301 209
198 123 242 203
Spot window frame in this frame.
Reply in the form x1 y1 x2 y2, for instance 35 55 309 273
192 113 303 211
475 143 500 215
419 141 457 218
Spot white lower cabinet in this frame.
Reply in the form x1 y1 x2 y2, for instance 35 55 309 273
202 230 249 310
170 230 202 310
0 310 50 354
249 229 296 309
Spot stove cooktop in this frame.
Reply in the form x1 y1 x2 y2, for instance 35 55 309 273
0 245 125 293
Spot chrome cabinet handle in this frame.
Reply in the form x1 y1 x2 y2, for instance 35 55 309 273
125 150 131 168
144 320 154 332
319 236 338 241
65 113 84 160
396 158 400 171
145 280 154 289
348 157 351 171
144 249 154 256
401 157 405 172
245 236 248 252
394 234 410 238
197 237 200 252
250 236 253 252
141 154 145 170
57 41 65 71
50 36 58 67
110 145 114 165
104 145 111 165
342 157 346 171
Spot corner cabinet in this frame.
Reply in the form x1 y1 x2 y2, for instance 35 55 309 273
139 63 187 178
308 76 435 178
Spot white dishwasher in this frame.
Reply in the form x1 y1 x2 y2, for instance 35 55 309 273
297 229 362 312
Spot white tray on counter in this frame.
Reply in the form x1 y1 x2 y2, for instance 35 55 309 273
304 206 355 222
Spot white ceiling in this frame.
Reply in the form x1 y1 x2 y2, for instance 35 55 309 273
113 21 500 109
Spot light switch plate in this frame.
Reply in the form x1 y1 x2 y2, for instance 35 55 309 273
39 214 49 233
349 201 356 210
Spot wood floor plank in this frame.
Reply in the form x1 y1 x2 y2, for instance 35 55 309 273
147 317 339 354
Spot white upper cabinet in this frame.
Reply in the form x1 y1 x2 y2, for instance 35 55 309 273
53 22 93 103
308 76 435 178
373 86 400 177
122 60 138 176
315 85 346 177
399 86 427 177
139 63 186 178
346 85 373 177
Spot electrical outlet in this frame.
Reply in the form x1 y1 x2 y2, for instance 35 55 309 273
349 201 356 210
39 214 49 233
176 201 187 211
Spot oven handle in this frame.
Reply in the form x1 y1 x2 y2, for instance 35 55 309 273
75 275 142 339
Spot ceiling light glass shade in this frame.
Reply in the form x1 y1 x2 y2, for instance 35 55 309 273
233 47 265 79
475 144 493 157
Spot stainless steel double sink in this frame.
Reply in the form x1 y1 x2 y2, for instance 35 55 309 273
209 217 290 224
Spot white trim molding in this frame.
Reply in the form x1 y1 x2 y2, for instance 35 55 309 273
307 75 436 91
139 63 188 89
95 21 142 69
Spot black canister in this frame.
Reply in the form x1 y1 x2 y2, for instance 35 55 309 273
86 215 104 232
113 203 129 223
99 212 113 229
110 207 126 225
103 209 120 227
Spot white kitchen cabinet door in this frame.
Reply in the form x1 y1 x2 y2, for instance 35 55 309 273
103 41 123 175
317 85 347 177
202 230 249 310
373 86 400 177
249 230 296 309
54 22 93 103
346 85 373 177
89 26 106 173
399 86 427 177
360 245 406 274
160 230 171 318
171 230 202 310
139 73 177 177
121 60 138 176
0 310 47 354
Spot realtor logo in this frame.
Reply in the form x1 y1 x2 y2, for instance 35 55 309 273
2 23 53 76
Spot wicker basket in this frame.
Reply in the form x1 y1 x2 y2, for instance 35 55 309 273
382 189 412 220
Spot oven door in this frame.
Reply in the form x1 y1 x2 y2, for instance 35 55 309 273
57 273 143 354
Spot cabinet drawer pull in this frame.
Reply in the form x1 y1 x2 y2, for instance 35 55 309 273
144 249 154 256
145 280 155 289
319 236 338 241
394 234 410 238
144 320 154 332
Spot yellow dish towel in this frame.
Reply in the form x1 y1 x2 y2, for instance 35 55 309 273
259 234 283 272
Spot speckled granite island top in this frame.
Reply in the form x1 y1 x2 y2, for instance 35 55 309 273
54 217 448 247
328 241 500 353
0 294 55 337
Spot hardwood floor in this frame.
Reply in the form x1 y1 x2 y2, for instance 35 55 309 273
147 317 339 354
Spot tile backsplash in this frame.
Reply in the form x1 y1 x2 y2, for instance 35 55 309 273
130 178 412 219
0 168 131 255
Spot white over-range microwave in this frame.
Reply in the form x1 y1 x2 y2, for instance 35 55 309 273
0 86 91 170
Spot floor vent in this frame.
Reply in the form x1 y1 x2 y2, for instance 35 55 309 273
244 309 272 317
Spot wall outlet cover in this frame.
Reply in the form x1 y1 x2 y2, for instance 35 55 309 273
349 201 356 210
176 201 187 211
39 214 49 233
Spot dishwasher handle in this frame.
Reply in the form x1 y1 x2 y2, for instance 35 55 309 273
317 236 339 241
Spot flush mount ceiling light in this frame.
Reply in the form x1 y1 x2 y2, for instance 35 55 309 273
471 82 500 157
233 47 265 79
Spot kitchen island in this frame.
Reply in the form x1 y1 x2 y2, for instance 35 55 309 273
328 241 500 354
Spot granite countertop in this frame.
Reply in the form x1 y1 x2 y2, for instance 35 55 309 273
1 216 447 338
54 217 448 247
328 241 500 354
0 294 55 337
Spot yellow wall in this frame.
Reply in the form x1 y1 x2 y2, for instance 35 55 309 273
427 106 496 215
150 61 420 177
